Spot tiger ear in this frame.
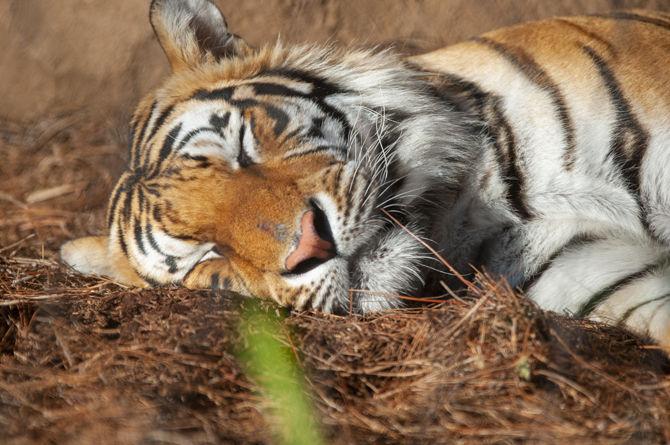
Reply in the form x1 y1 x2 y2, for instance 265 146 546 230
150 0 251 71
60 236 147 287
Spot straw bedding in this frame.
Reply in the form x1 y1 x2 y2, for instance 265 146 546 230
1 118 669 444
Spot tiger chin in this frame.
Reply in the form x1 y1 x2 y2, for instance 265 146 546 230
62 0 670 347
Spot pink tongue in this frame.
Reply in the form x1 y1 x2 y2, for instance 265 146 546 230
285 210 333 271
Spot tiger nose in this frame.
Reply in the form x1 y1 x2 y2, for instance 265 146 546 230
285 210 335 272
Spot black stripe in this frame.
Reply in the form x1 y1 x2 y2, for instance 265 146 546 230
521 235 599 292
210 273 220 290
619 292 670 325
263 103 290 135
252 82 305 97
480 95 531 219
341 166 356 223
496 104 530 219
162 201 181 226
475 37 577 170
315 101 350 144
307 117 325 139
316 282 334 311
331 167 345 211
237 123 254 168
581 45 649 231
145 222 165 255
144 104 175 145
554 18 617 56
230 98 258 110
175 127 219 152
261 68 344 97
182 154 212 168
152 204 162 223
488 112 509 177
283 127 303 142
133 217 146 255
117 224 128 256
577 262 660 317
594 11 670 32
298 291 315 311
164 231 198 242
107 179 126 229
165 256 178 274
132 100 158 169
146 123 183 180
283 145 339 160
129 114 139 136
135 100 158 143
141 275 161 287
121 184 135 223
430 73 491 116
192 87 234 101
137 187 147 215
209 112 230 131
145 185 161 197
157 124 183 165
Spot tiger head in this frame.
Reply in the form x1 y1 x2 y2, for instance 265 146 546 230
61 0 474 312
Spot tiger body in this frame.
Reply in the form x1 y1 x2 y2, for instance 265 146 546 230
413 11 670 343
60 1 670 346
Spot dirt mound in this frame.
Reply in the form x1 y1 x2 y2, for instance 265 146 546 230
2 121 670 444
2 257 669 444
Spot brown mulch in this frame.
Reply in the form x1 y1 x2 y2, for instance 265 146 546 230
1 117 670 444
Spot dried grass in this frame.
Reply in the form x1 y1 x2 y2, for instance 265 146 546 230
1 117 669 444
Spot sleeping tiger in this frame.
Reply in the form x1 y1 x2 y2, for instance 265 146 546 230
61 0 670 346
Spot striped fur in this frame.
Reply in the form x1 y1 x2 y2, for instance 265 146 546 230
61 2 670 347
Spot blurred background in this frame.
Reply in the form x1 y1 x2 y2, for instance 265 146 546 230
2 0 670 125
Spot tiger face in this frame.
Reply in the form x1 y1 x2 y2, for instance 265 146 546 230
61 0 471 312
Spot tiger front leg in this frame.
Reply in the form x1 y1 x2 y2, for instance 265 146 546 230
522 234 670 349
475 221 670 347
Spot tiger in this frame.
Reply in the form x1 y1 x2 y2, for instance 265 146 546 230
61 0 670 347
